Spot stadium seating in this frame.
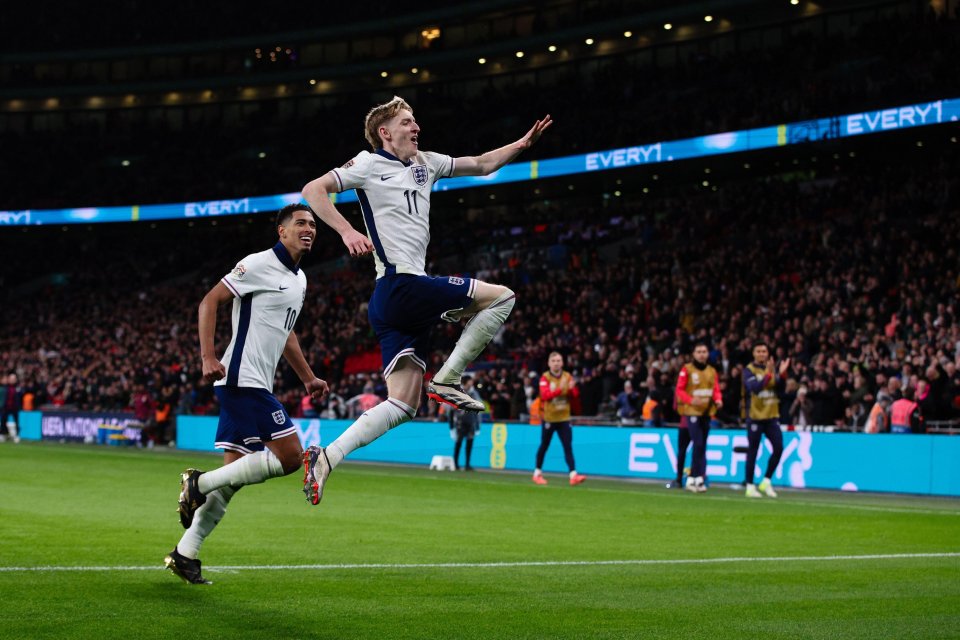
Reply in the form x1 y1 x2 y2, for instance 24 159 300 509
1 4 958 434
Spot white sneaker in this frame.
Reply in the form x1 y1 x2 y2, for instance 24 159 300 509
745 483 762 498
695 477 707 493
685 477 698 493
758 478 778 498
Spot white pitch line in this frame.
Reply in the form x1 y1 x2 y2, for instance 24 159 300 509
1 552 958 573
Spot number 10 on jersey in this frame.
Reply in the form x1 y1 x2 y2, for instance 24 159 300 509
283 307 297 331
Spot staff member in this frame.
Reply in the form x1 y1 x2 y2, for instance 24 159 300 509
532 352 587 486
889 387 923 434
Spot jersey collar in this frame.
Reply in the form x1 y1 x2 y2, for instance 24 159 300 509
272 242 299 274
376 148 413 167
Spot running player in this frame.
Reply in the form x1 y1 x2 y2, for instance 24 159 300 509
675 343 722 493
300 96 551 504
165 204 329 584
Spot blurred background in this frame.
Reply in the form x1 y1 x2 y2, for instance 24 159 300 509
1 0 958 444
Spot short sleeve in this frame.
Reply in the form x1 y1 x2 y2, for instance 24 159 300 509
422 151 455 180
329 151 372 193
221 254 270 298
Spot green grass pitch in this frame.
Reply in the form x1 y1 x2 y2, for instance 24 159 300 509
1 441 958 639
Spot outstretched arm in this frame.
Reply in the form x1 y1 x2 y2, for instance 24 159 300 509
302 173 374 258
198 282 234 384
452 115 553 177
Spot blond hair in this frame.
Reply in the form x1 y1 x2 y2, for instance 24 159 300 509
364 96 412 150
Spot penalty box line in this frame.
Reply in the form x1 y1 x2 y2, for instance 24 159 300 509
1 552 958 573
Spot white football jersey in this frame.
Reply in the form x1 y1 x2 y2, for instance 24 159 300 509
215 243 307 391
331 149 455 279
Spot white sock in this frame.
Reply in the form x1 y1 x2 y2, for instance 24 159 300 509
434 289 515 384
534 469 542 476
326 398 415 468
569 470 578 479
198 450 284 494
177 486 236 560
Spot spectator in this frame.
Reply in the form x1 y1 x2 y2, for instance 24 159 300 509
916 378 938 421
614 381 640 424
789 386 813 427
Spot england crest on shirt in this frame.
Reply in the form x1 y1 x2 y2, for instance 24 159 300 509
412 164 428 186
272 410 286 425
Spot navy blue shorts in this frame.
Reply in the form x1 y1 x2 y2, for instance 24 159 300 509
214 386 296 454
368 274 475 376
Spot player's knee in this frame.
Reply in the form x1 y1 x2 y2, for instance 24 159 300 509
491 287 516 315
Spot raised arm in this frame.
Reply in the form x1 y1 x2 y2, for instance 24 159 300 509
452 115 553 177
301 172 374 257
198 282 234 384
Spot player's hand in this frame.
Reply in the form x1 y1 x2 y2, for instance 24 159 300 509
305 378 330 400
201 356 226 384
715 400 724 410
519 115 553 149
342 229 374 257
779 358 791 376
692 397 708 408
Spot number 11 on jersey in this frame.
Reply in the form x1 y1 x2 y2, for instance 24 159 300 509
403 190 420 216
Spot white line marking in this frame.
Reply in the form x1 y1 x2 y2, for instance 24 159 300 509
1 553 958 573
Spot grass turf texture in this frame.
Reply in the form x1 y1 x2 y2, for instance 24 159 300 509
1 442 958 640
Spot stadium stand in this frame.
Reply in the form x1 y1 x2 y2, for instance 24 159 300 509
1 0 958 439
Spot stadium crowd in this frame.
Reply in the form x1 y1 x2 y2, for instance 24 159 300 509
3 13 958 210
2 143 958 439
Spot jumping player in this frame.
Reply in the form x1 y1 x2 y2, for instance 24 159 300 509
300 96 551 504
166 205 329 584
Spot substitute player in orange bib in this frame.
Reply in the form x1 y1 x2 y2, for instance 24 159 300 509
674 343 722 493
532 352 587 486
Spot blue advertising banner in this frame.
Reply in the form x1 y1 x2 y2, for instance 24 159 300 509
37 411 143 444
171 416 960 497
3 97 957 226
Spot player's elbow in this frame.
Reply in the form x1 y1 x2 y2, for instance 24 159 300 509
302 178 328 202
198 294 214 317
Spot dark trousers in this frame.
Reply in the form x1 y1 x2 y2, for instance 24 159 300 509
687 416 710 478
744 419 783 484
0 409 18 436
676 426 691 482
453 435 474 469
535 421 576 472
